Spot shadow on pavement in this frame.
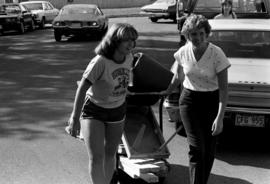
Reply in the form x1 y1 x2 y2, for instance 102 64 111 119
216 128 270 169
165 164 252 184
0 29 178 141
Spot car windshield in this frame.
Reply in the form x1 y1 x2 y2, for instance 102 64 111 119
60 7 96 15
208 30 270 58
22 3 43 10
156 0 176 4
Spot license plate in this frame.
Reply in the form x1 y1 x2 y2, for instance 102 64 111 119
71 23 81 28
235 114 265 127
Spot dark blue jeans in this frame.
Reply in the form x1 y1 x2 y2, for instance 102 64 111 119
179 88 219 184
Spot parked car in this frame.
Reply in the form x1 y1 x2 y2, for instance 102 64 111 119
52 4 108 42
171 19 270 136
140 0 177 22
20 1 59 29
208 19 270 131
0 3 35 34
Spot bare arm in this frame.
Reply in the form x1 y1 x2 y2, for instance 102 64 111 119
67 77 92 137
165 62 184 94
70 78 92 120
212 68 229 136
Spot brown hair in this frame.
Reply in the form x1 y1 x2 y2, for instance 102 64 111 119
95 23 138 60
181 14 211 39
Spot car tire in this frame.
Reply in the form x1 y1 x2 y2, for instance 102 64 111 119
18 22 25 34
54 30 62 42
29 19 35 31
150 17 158 23
39 17 45 29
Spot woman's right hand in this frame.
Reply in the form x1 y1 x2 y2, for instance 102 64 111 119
65 117 80 138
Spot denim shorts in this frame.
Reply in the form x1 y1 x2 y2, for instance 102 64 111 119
81 96 126 123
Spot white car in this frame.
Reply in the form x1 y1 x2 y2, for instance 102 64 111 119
20 1 59 28
208 19 270 131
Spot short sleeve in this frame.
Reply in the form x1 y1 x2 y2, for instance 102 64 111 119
83 57 105 83
214 47 231 73
174 47 184 65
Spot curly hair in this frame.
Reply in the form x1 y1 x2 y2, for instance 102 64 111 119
95 23 138 60
181 14 211 40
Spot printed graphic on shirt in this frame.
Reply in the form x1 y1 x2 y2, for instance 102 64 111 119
112 68 130 96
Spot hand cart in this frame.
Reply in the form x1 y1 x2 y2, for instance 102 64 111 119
111 92 183 184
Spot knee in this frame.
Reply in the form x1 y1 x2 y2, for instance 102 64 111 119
188 145 205 162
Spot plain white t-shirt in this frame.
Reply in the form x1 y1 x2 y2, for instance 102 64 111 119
174 42 231 91
83 53 133 108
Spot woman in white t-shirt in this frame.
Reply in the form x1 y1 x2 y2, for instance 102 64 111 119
164 14 230 184
214 0 237 19
66 23 138 184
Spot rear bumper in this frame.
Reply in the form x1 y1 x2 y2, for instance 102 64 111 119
0 22 20 31
53 26 104 35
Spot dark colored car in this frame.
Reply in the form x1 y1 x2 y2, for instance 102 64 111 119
0 3 35 34
52 4 108 42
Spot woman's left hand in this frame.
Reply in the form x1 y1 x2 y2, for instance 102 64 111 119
211 118 224 136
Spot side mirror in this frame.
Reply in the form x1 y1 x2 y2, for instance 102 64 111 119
22 10 27 14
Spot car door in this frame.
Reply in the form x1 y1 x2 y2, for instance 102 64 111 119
19 4 32 24
44 2 58 22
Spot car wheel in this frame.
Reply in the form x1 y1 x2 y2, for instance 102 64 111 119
54 30 62 42
29 19 35 31
18 22 25 34
150 17 158 23
0 28 3 35
39 17 45 29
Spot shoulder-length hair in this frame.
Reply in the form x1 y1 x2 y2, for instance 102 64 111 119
181 14 211 39
95 23 138 60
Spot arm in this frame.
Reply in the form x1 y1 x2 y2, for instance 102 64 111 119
212 68 229 136
164 62 184 94
67 77 92 137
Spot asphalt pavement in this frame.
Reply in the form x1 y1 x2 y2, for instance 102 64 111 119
103 7 143 18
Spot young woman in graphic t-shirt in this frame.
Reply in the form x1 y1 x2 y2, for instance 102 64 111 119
66 23 138 184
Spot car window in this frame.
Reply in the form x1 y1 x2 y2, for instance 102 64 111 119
209 30 270 58
61 7 95 14
44 3 52 10
47 3 54 9
22 3 43 10
96 7 103 16
156 0 176 3
4 5 21 13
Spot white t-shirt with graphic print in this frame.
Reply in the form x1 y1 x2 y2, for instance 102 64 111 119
174 42 231 91
83 53 133 108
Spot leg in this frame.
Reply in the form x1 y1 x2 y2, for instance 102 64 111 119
104 121 125 184
80 118 106 184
